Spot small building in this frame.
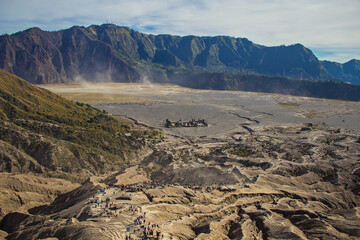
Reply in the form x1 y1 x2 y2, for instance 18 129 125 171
165 118 208 128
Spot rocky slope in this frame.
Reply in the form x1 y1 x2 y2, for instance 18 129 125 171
1 24 359 85
1 77 359 239
1 122 359 240
0 26 140 84
0 173 80 220
0 69 162 176
0 69 163 220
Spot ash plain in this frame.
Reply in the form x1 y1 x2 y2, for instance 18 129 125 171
45 83 360 137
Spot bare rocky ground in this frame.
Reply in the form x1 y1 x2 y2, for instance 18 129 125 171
0 174 80 220
1 84 360 239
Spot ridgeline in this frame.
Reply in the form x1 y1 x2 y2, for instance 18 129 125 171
0 24 359 101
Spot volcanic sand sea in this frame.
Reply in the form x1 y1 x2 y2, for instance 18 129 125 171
42 83 360 137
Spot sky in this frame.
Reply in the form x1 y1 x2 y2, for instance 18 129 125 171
0 0 359 63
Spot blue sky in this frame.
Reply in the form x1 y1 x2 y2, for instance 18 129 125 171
1 0 359 63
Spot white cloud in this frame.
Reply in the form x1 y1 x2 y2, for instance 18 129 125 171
0 0 359 62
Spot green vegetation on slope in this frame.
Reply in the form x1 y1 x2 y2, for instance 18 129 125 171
0 69 163 180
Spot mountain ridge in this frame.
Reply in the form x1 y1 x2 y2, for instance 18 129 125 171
0 24 359 87
321 59 360 85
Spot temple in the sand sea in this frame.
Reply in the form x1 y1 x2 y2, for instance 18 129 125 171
165 118 208 128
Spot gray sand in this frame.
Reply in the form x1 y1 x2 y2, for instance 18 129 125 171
42 83 360 137
88 84 360 137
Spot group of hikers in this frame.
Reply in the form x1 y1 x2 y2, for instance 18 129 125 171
88 182 236 239
126 220 163 240
90 185 165 239
117 181 232 193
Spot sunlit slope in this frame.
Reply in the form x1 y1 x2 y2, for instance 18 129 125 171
0 69 162 179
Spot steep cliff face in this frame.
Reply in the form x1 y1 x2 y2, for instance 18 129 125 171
0 24 343 85
73 25 334 80
0 26 141 84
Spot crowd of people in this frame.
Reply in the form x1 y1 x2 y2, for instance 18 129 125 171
125 221 163 240
87 182 234 239
116 182 233 193
89 184 166 239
